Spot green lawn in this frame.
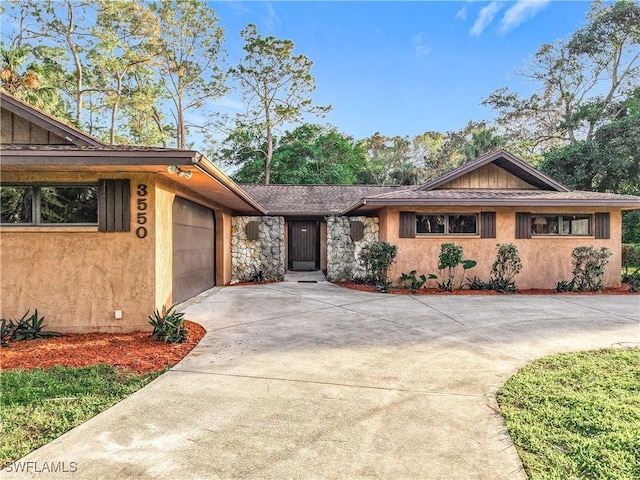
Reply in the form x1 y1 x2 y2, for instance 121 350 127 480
497 348 640 480
0 365 162 468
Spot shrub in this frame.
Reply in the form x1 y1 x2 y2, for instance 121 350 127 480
359 241 398 290
570 246 612 292
488 243 522 293
433 243 476 291
400 270 427 294
149 304 188 344
1 310 60 347
467 275 491 290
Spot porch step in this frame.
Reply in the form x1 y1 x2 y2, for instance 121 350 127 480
283 270 327 283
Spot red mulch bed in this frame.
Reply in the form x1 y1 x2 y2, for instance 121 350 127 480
229 280 279 287
0 321 206 375
334 281 638 295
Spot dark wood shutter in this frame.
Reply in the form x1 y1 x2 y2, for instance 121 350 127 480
246 221 260 241
98 179 130 232
594 213 610 239
480 212 496 238
399 211 416 238
350 221 364 241
515 212 531 239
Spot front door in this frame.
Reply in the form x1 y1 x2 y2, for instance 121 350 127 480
288 220 319 271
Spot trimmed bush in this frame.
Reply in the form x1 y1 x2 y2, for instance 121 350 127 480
570 246 612 292
488 243 522 293
359 241 398 291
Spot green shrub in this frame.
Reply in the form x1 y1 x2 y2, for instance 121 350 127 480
570 246 612 292
359 241 398 290
466 275 491 290
488 243 522 293
400 270 427 293
433 243 476 291
149 304 188 344
1 310 60 347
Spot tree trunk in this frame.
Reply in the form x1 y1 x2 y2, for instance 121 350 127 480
265 124 272 185
65 0 83 124
176 91 184 149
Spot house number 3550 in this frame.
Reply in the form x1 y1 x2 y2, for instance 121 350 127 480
136 184 148 239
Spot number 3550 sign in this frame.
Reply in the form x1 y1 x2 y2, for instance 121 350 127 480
136 184 148 238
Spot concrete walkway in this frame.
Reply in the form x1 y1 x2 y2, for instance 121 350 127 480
4 283 639 479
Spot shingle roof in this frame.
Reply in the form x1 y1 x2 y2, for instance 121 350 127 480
342 188 640 213
240 184 411 215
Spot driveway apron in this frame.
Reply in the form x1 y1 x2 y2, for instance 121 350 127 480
4 280 639 480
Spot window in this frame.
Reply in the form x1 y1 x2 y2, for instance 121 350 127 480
531 214 591 236
416 213 478 235
0 184 98 225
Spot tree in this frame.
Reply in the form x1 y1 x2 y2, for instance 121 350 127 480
230 124 367 185
483 0 640 157
0 45 70 120
231 24 331 184
150 0 227 149
458 128 505 164
361 132 412 185
89 0 160 144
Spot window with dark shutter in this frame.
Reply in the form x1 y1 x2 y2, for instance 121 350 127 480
480 212 496 238
350 221 364 241
594 213 610 239
515 212 531 239
399 211 416 238
98 179 131 232
246 221 260 241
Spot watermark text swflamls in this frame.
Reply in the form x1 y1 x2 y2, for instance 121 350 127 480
4 461 78 473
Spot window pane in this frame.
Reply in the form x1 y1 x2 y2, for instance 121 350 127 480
563 215 590 235
448 214 477 234
531 215 559 235
417 214 445 234
0 186 33 224
40 186 98 224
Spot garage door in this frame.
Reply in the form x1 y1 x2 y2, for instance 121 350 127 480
172 197 215 304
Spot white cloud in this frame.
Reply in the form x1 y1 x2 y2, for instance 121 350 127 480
412 33 432 57
455 6 468 21
499 0 550 35
470 2 502 37
263 2 281 31
213 97 245 111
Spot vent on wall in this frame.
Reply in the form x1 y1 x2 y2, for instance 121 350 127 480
350 221 364 241
246 221 260 241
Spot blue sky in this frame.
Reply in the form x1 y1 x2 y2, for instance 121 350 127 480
213 1 594 140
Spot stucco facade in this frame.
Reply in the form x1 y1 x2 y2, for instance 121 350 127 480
378 206 623 290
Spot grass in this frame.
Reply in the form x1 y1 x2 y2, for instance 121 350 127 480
497 348 640 480
0 365 162 468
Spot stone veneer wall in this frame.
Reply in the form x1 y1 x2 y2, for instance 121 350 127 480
326 216 379 282
231 216 285 282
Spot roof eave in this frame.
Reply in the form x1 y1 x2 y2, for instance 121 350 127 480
347 198 640 209
0 148 200 166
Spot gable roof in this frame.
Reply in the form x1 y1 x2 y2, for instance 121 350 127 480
240 184 410 216
0 90 104 147
417 149 569 192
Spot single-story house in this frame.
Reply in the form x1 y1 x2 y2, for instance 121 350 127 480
2 91 639 333
1 91 264 333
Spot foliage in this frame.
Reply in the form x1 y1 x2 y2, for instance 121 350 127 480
458 128 505 164
621 244 640 292
1 310 60 347
249 266 266 283
570 246 613 292
497 348 640 480
555 279 576 293
1 365 161 468
230 24 331 184
400 270 427 294
488 243 522 293
148 304 188 344
230 124 368 185
623 210 640 244
433 243 475 291
358 241 398 290
483 0 640 157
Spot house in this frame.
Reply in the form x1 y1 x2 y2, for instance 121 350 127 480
2 91 639 333
234 151 640 290
0 91 264 333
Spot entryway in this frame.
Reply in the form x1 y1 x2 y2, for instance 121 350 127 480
288 220 319 271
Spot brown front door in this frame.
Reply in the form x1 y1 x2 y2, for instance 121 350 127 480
288 220 319 271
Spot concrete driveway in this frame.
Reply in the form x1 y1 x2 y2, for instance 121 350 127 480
5 277 639 480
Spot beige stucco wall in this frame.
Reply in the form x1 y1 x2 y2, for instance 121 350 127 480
378 206 623 290
0 172 156 333
1 171 235 333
